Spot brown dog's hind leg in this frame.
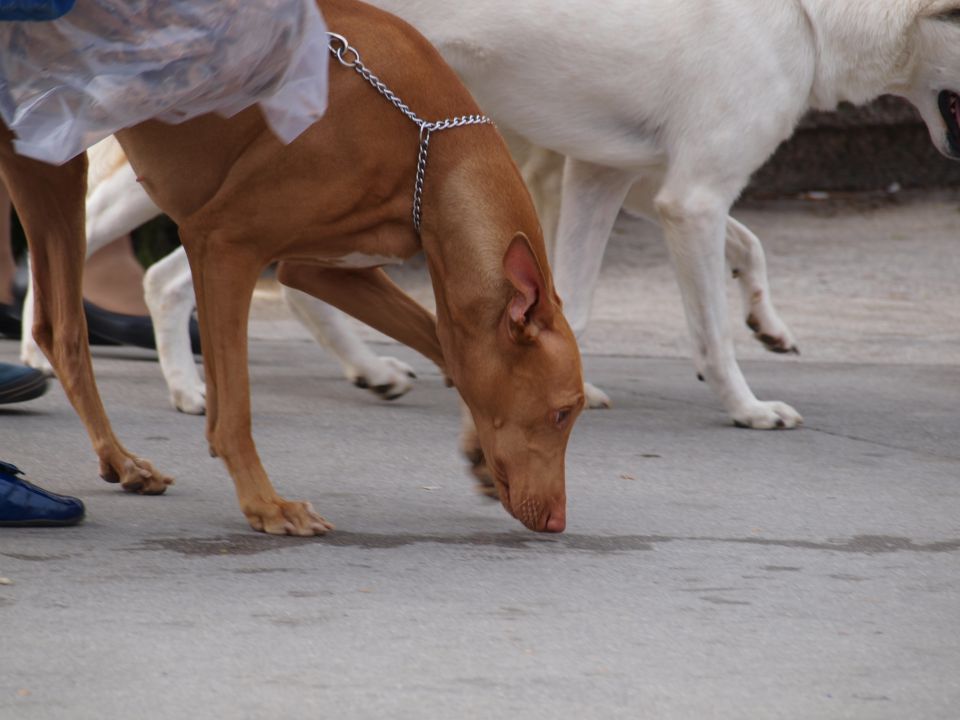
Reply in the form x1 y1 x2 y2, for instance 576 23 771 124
181 231 332 536
276 263 446 373
0 130 172 494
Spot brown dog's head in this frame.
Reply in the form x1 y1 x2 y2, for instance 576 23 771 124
443 232 584 533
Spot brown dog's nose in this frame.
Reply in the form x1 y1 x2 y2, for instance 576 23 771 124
543 507 566 533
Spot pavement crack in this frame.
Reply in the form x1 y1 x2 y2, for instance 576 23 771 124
803 425 960 462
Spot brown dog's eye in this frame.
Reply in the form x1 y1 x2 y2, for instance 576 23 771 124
554 408 572 427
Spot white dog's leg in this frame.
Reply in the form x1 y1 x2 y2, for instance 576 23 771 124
281 286 416 400
552 158 636 409
724 217 798 355
84 162 160 251
17 256 48 371
655 180 801 429
514 144 564 257
142 247 206 414
625 183 799 356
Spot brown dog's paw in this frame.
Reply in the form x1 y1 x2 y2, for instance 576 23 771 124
244 499 334 537
463 446 499 501
100 455 174 495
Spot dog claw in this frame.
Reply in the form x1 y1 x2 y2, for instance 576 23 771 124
349 357 416 401
245 498 333 536
732 400 803 430
756 332 793 354
101 456 174 495
746 313 800 356
372 383 406 401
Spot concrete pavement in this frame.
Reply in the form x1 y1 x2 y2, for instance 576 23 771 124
0 197 958 719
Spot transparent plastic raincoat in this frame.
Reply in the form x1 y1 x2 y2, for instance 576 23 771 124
0 0 329 164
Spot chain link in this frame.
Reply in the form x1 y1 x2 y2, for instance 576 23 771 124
327 32 493 232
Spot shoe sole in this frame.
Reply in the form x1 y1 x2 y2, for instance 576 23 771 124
0 515 84 527
0 372 48 405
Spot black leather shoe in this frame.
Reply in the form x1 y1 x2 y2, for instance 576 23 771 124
8 270 120 346
83 300 201 354
0 461 85 526
84 300 154 348
0 301 20 339
0 362 47 405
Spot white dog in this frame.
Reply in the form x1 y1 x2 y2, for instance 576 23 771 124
363 0 960 428
20 136 419 414
25 1 960 427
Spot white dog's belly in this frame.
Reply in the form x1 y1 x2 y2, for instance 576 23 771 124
381 0 816 170
331 252 403 270
329 252 405 269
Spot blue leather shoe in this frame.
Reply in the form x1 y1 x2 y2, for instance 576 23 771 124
0 461 85 526
0 362 48 405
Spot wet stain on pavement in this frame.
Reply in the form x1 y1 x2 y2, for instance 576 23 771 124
288 590 333 598
491 606 529 619
132 534 317 556
679 587 743 593
128 532 661 556
762 565 802 572
1 552 69 562
127 532 960 557
454 677 514 690
700 596 751 606
727 535 960 554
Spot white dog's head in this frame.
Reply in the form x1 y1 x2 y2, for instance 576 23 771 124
904 4 960 158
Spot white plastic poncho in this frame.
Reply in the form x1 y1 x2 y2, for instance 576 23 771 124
0 0 329 164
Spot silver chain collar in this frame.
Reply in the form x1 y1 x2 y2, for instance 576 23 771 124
326 32 494 233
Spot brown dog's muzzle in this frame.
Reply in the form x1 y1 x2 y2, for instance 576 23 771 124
495 476 566 533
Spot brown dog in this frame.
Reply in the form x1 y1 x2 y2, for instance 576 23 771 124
0 0 584 535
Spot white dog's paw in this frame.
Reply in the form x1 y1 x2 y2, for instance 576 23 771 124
746 311 799 355
732 400 802 430
584 381 612 409
20 339 54 376
170 382 206 415
350 357 416 401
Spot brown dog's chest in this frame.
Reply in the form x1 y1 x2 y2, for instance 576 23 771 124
277 222 422 269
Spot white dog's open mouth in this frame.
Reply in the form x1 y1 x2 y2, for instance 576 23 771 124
938 90 960 156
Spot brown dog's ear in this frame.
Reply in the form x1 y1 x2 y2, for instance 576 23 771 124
503 232 555 339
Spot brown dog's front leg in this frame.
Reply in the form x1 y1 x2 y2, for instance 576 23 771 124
181 232 332 536
276 263 446 373
0 131 171 494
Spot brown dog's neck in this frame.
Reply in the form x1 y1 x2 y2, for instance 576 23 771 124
417 131 550 339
